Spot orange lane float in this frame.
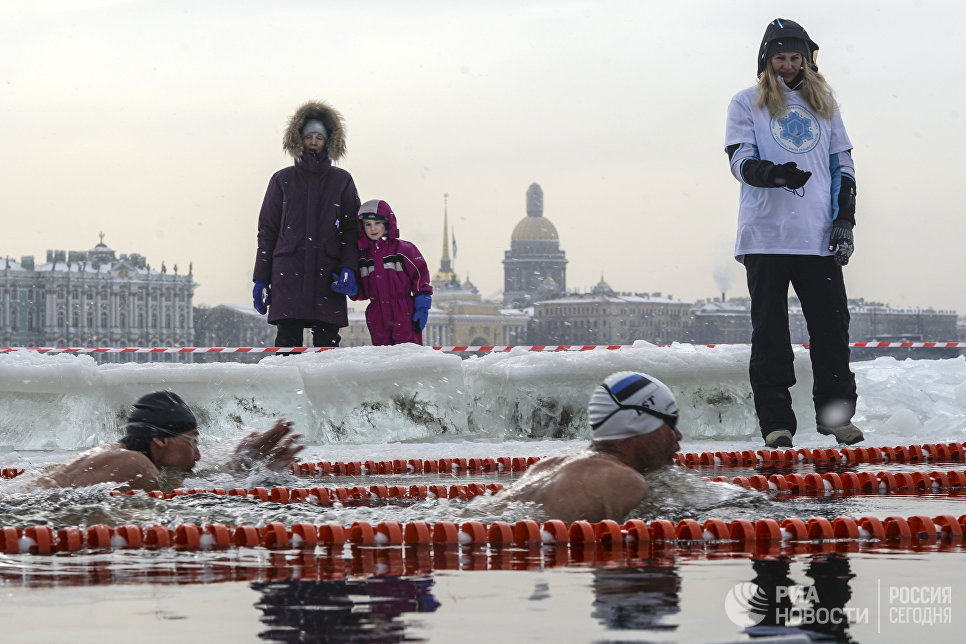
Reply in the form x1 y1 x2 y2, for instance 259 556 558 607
3 442 964 482
102 468 966 510
672 442 965 469
4 513 965 556
284 443 957 476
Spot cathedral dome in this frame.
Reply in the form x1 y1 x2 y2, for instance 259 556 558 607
511 216 559 241
503 182 568 306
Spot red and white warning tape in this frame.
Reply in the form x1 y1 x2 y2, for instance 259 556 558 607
0 342 963 354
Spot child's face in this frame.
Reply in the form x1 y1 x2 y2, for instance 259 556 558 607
364 219 387 240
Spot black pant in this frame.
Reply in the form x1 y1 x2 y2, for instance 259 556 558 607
273 319 341 348
744 255 856 437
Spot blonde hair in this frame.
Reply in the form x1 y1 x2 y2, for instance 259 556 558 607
756 60 836 120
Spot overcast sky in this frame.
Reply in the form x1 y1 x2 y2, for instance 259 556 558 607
2 0 963 321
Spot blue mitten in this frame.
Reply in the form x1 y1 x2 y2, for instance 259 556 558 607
412 293 432 333
253 280 271 315
330 268 358 297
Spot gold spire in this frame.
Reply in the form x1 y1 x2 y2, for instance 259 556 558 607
440 193 451 262
432 193 460 287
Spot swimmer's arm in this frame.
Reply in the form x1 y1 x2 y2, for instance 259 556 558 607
233 419 305 471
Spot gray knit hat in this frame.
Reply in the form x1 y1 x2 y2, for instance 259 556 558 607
301 119 328 139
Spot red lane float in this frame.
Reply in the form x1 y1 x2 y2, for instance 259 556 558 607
284 442 963 478
10 526 966 587
99 467 966 510
110 483 506 504
674 442 965 469
5 513 965 556
6 442 964 482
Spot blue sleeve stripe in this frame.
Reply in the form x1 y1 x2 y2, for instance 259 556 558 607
829 153 842 221
735 144 760 184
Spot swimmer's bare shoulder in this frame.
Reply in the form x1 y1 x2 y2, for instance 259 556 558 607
559 453 649 522
34 444 161 492
594 456 650 518
501 451 648 523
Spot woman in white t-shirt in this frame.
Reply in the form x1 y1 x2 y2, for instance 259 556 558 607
725 18 863 449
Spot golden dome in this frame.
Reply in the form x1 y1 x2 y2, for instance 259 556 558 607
511 216 559 241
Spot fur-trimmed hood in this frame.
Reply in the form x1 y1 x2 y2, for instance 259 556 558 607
283 101 347 162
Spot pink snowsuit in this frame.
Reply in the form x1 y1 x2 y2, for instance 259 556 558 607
352 200 433 346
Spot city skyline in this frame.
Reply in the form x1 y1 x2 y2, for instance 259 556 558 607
3 1 966 316
5 231 958 318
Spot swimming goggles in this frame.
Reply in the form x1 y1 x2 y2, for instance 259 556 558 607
591 381 679 431
127 420 199 441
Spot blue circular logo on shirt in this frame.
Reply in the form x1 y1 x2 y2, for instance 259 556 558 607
770 104 821 153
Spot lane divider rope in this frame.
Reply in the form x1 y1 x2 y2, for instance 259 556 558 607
3 513 964 556
675 442 966 468
286 443 963 478
4 443 964 481
103 466 966 506
291 456 539 477
109 482 505 504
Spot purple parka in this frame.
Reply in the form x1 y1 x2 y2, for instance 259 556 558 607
352 200 433 345
253 101 360 327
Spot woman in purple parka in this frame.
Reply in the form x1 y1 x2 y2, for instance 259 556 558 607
252 101 361 348
351 199 433 346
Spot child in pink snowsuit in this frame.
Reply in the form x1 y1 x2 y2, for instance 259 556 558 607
352 199 433 346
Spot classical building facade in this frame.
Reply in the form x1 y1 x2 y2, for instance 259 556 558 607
1 236 195 352
502 183 567 307
530 277 692 345
689 296 959 358
689 297 753 345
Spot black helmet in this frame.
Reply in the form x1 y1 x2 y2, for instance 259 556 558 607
757 18 819 78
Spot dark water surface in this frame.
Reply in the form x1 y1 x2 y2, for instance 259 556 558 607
1 543 963 643
3 445 965 642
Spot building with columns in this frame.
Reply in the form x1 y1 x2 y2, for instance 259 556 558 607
0 235 195 353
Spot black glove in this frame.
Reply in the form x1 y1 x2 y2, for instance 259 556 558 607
769 162 812 189
828 221 854 266
730 155 813 190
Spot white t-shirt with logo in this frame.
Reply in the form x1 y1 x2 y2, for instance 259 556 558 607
725 85 853 257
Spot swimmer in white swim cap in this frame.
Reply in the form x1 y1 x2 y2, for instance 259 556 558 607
487 372 683 523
